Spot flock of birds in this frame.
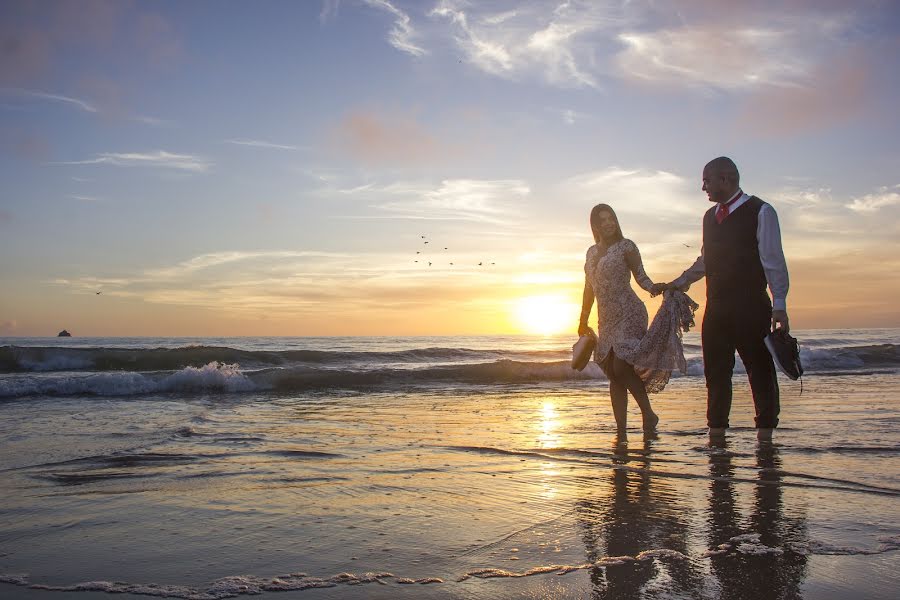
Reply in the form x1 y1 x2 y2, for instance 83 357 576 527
414 235 495 268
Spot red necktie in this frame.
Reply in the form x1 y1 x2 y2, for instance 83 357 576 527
716 192 742 224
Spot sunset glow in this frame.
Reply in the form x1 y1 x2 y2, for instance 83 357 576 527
514 295 578 336
0 1 898 336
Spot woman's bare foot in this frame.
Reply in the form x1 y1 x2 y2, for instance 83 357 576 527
643 412 659 431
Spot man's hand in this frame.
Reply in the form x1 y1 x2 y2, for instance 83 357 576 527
772 310 789 334
667 280 690 292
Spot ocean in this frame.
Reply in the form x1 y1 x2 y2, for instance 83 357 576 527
1 329 898 599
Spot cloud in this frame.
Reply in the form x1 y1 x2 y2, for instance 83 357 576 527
143 251 346 280
333 111 442 164
363 0 426 56
846 185 900 213
1 85 171 126
615 27 809 90
225 139 300 151
1 88 98 113
430 1 608 88
131 115 173 127
369 178 530 224
0 2 184 115
562 167 700 218
52 249 501 318
320 0 341 23
53 151 212 172
738 47 871 135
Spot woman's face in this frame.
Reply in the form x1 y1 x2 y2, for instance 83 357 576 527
596 211 618 240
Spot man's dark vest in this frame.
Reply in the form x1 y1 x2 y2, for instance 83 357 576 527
703 195 767 303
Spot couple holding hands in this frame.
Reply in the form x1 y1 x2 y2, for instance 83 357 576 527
577 157 791 442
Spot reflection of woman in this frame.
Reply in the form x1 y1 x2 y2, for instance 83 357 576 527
578 204 668 431
576 435 702 598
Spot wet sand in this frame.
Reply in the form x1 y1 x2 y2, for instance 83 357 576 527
1 375 898 599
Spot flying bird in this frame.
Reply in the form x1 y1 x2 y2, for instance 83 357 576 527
96 291 102 295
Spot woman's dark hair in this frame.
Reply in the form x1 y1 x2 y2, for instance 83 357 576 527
590 203 624 245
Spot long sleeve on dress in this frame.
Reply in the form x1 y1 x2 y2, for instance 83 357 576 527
624 240 656 294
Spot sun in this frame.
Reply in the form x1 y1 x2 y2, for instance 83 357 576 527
514 294 578 336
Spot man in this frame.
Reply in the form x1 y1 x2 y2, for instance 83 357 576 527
670 157 789 442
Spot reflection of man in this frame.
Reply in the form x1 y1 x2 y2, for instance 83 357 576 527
706 441 808 598
670 157 789 442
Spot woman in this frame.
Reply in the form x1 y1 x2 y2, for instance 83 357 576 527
578 204 668 432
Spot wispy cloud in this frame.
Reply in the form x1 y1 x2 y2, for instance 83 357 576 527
363 0 426 56
320 0 341 23
562 167 699 217
144 251 346 280
225 139 300 151
846 185 900 213
430 1 608 88
132 115 173 127
738 47 871 136
52 151 212 172
615 27 810 90
1 88 98 113
68 194 103 203
359 178 530 224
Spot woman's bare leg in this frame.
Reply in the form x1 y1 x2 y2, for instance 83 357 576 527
614 357 659 430
608 376 629 431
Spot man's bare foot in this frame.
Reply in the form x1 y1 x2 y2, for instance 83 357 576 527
757 428 774 442
708 427 727 438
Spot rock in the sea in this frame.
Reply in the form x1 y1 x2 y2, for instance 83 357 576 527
57 329 72 337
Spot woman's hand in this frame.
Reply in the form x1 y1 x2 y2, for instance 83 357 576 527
578 322 594 337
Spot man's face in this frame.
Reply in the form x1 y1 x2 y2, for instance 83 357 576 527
701 166 729 204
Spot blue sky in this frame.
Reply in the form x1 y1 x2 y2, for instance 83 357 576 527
2 0 899 336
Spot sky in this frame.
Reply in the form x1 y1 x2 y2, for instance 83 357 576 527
1 0 899 337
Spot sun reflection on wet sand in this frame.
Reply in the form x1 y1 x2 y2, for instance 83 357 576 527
537 400 561 449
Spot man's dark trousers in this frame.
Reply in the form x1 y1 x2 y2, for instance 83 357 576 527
702 292 779 429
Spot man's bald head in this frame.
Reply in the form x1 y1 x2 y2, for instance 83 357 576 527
705 157 740 185
702 157 741 203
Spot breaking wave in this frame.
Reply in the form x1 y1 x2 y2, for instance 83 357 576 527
0 360 605 398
